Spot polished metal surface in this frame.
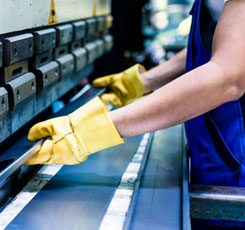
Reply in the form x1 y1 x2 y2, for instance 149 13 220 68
6 72 36 110
35 61 59 91
0 140 44 186
33 28 56 54
190 185 245 221
3 34 34 66
0 88 9 117
130 125 189 230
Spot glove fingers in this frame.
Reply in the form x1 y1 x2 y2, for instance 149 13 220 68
101 93 124 107
25 139 53 165
92 75 114 88
28 119 56 141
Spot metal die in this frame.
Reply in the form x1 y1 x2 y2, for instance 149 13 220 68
2 60 28 84
54 45 69 59
104 35 113 52
56 24 73 46
3 34 33 65
56 54 75 78
6 73 36 110
97 17 106 35
35 61 59 92
33 28 56 54
85 42 97 64
73 21 86 41
32 50 53 69
0 87 9 117
72 48 87 71
95 39 105 58
70 41 82 52
86 18 97 37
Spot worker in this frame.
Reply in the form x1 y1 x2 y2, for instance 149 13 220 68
26 0 245 228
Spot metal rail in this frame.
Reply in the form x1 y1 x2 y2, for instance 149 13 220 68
190 185 245 221
0 140 44 186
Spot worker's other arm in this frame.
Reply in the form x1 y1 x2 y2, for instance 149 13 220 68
142 48 187 93
110 0 245 137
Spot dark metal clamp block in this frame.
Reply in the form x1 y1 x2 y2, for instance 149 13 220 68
56 24 73 46
72 48 87 71
73 21 86 41
56 54 75 78
2 60 28 84
3 34 34 66
54 45 69 59
0 87 9 117
85 42 97 64
95 39 105 59
35 61 59 93
6 73 36 110
33 28 56 54
32 50 53 69
97 17 106 35
104 35 113 52
86 18 97 37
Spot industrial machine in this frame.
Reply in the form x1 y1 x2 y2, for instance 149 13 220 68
0 1 244 230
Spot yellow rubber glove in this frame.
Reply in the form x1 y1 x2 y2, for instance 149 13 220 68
92 64 146 107
26 97 124 165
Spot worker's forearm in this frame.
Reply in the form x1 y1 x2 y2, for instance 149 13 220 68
142 48 187 93
110 60 242 137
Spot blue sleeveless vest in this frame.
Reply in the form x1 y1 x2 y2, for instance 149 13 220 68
186 0 245 228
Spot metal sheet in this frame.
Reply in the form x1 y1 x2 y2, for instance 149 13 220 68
0 140 44 186
130 125 184 230
6 137 143 230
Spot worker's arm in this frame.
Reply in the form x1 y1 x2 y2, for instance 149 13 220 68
142 48 187 93
92 49 187 107
110 0 245 137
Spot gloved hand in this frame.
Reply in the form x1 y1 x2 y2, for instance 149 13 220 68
92 64 146 107
26 97 124 165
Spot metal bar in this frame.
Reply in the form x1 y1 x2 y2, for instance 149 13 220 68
0 140 44 186
190 185 245 221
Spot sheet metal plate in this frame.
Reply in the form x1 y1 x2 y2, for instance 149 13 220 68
6 137 143 230
130 125 184 230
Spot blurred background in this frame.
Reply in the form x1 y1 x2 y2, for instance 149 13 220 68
93 0 194 80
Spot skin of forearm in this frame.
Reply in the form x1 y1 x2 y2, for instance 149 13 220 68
110 60 243 137
110 0 245 138
142 48 187 93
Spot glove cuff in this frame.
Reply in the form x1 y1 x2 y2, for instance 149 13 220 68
69 97 124 160
124 64 146 98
